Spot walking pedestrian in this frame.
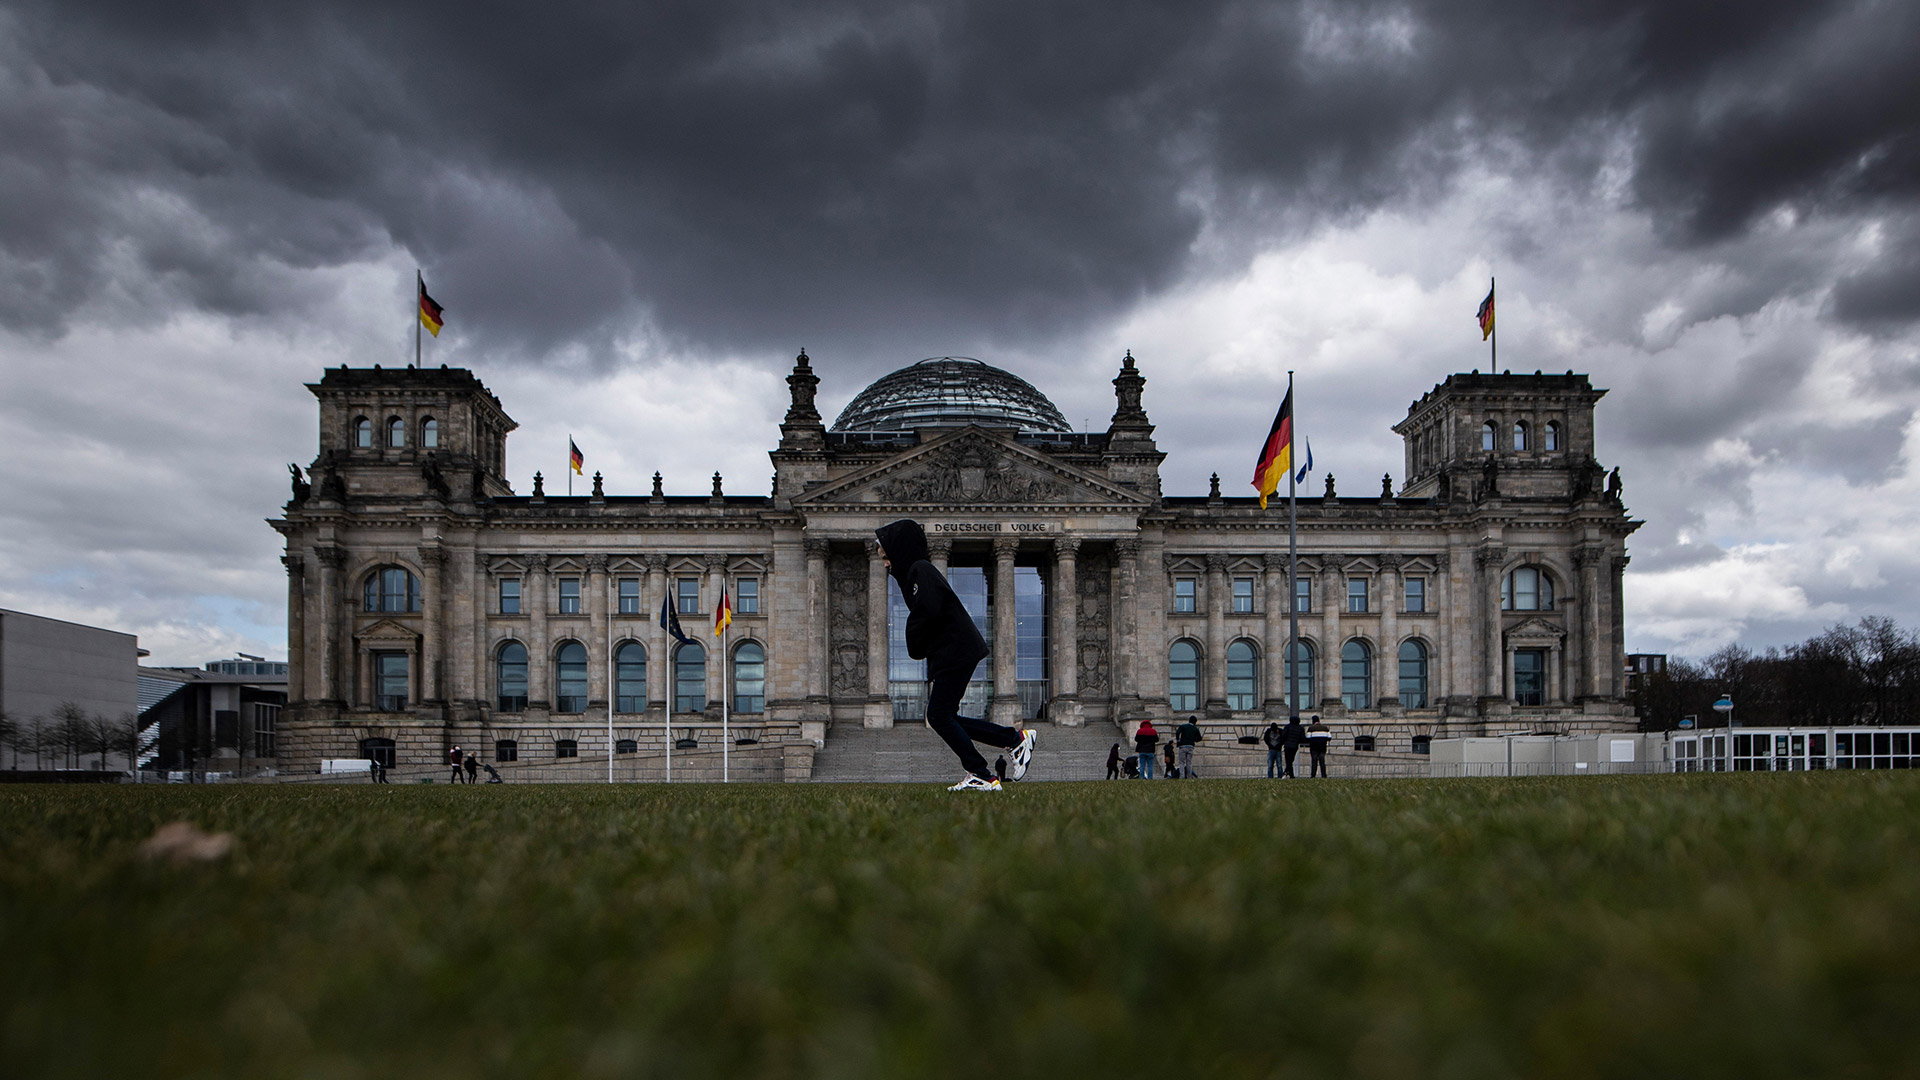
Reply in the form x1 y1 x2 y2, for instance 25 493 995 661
1175 715 1203 778
1163 740 1177 780
875 520 1035 792
1134 720 1159 779
1106 742 1122 780
1307 715 1332 778
1262 721 1284 778
447 745 464 785
1282 714 1306 778
463 753 479 784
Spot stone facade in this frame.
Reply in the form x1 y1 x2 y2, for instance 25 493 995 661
269 355 1642 777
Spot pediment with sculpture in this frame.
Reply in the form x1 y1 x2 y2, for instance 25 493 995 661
794 427 1149 509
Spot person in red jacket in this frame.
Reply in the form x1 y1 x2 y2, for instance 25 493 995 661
1133 720 1160 779
875 519 1035 792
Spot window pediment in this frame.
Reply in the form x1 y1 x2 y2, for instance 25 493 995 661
1503 616 1565 645
356 619 421 646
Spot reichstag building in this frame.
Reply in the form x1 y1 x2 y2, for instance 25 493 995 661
270 351 1641 776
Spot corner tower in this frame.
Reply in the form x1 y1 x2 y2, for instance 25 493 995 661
1394 371 1607 503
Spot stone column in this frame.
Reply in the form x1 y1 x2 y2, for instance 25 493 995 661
927 537 951 575
1377 554 1401 712
283 555 305 705
1433 553 1452 707
1262 553 1285 718
1114 538 1141 714
1477 546 1506 710
865 539 893 728
1319 560 1343 714
473 552 492 714
418 544 445 705
643 554 668 712
1051 537 1081 726
804 539 829 714
526 553 550 712
587 553 609 709
1204 552 1229 717
316 546 346 705
1548 640 1563 704
705 553 728 715
1610 556 1630 701
992 537 1021 725
1576 544 1604 701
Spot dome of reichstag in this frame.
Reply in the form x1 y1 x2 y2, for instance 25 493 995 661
830 356 1072 433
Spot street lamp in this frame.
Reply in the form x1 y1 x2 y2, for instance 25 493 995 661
1712 695 1734 772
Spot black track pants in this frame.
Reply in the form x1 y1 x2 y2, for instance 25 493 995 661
925 663 1021 780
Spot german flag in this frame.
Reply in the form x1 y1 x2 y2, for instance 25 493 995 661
713 588 732 636
1250 387 1293 509
1477 283 1495 341
419 278 445 337
568 438 584 475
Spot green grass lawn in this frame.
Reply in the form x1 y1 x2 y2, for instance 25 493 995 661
3 775 1917 1079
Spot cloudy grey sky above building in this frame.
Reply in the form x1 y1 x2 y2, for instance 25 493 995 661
2 0 1917 665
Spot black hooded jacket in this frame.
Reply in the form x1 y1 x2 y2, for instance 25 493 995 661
875 519 989 675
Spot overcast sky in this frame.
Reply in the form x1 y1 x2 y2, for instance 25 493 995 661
3 0 1918 666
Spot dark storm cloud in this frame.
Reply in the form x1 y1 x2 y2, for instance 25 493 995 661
5 0 1918 355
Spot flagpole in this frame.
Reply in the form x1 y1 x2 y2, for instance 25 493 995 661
415 269 422 368
1287 370 1299 723
568 435 573 497
662 594 673 785
1490 276 1497 370
721 617 731 784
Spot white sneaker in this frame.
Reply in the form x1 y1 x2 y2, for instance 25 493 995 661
947 775 1002 792
1008 729 1037 781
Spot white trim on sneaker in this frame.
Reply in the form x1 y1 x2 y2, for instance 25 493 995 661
1009 728 1037 781
947 775 1002 792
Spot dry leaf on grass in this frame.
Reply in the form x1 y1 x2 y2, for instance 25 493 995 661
140 821 236 865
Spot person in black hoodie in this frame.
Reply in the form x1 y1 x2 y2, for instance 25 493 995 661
875 519 1036 791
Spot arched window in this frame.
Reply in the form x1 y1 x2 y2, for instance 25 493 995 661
555 642 588 713
1399 640 1429 709
388 416 406 448
1482 421 1497 451
363 567 421 613
1226 639 1258 711
1168 640 1200 711
1544 421 1560 452
733 641 766 714
674 642 706 713
1513 421 1529 451
421 417 438 448
1285 640 1315 712
614 642 646 713
496 642 528 712
1341 639 1372 711
1501 566 1555 611
355 417 373 448
360 737 396 769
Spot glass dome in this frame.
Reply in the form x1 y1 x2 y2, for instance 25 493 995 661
831 357 1072 433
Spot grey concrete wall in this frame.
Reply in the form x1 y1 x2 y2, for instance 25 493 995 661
0 608 140 726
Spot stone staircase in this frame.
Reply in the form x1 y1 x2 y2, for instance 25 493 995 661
810 720 1128 783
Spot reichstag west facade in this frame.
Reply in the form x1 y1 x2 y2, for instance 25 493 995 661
271 352 1641 776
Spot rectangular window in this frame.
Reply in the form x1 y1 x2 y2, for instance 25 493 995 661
558 577 581 614
1294 577 1311 613
737 577 759 614
374 652 409 711
677 577 700 614
1174 577 1196 613
252 703 279 758
1015 566 1048 719
555 739 578 759
499 578 521 614
1347 577 1368 613
1232 577 1254 613
495 739 517 762
1404 577 1426 613
617 577 640 615
1514 649 1546 707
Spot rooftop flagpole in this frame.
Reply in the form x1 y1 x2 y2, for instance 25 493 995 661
415 269 422 368
608 573 615 784
1287 369 1299 722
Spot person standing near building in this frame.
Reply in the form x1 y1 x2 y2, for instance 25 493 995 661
1106 742 1122 780
1134 720 1159 779
463 753 479 784
1306 715 1332 778
875 519 1035 792
1282 715 1307 778
1262 721 1284 778
1175 716 1203 778
447 745 463 784
1163 739 1177 780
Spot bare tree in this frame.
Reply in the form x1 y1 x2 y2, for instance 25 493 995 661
0 710 16 770
82 713 122 770
114 712 159 777
50 702 91 769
